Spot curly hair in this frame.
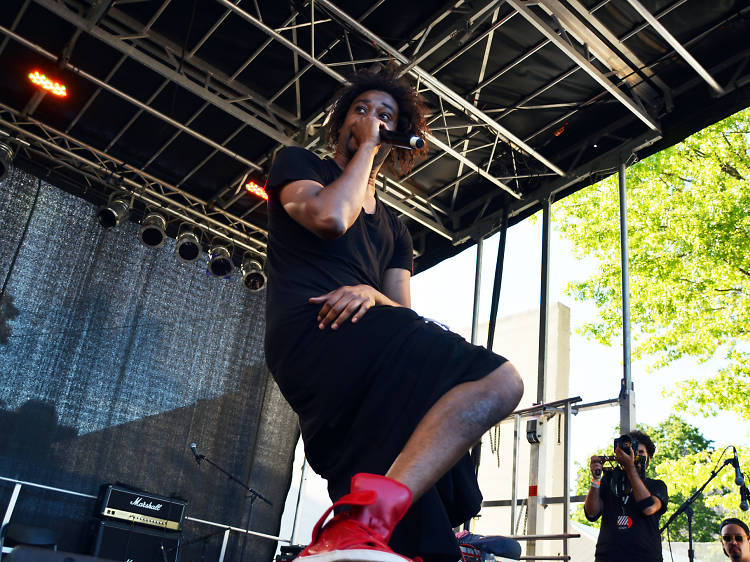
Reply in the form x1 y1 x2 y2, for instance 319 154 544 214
628 430 656 458
326 64 430 176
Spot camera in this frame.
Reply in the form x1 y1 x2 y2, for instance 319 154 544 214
613 434 638 454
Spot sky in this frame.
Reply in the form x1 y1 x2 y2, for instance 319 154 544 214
410 213 750 467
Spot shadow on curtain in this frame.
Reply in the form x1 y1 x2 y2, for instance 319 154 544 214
0 167 300 561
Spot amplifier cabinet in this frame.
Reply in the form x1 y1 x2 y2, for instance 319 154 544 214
93 520 180 562
99 485 186 531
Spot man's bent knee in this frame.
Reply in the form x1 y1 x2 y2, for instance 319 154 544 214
482 361 524 419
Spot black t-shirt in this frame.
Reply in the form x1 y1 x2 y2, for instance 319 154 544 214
263 146 413 370
587 470 669 562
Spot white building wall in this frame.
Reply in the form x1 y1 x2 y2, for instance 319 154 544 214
470 303 571 559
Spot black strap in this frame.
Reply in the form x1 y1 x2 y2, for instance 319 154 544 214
636 495 655 511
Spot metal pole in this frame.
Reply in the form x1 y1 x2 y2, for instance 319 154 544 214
471 238 484 345
467 237 484 529
511 414 520 533
528 197 551 557
290 457 308 545
218 528 230 562
487 207 509 352
618 160 636 432
538 197 551 404
563 402 572 559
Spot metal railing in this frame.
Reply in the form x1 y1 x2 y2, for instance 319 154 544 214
0 475 289 561
479 395 621 560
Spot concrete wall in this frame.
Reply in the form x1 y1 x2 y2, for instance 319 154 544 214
469 303 572 559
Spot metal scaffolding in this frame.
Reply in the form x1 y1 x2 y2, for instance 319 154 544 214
0 0 746 260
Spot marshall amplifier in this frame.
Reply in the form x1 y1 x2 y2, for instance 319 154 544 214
93 520 180 562
99 484 186 531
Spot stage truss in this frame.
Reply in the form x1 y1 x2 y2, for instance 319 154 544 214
0 0 748 269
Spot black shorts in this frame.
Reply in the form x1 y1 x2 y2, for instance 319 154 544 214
268 304 508 561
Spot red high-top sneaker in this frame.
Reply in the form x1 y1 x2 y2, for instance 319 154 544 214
296 473 415 561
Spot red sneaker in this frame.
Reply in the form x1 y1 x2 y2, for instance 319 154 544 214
297 473 414 561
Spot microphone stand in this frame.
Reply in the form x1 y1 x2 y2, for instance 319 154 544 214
193 452 272 561
659 458 735 562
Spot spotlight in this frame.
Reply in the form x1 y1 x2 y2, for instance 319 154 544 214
138 211 167 248
97 197 130 229
240 256 266 292
245 180 268 201
207 244 234 278
175 224 201 263
0 141 14 182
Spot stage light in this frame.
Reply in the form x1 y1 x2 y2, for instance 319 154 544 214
138 211 167 248
245 181 268 201
28 70 67 97
207 244 234 278
0 141 14 182
175 224 201 263
240 256 266 292
97 197 130 229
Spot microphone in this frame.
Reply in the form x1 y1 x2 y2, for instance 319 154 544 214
732 447 745 486
741 484 749 512
190 442 203 465
379 127 424 150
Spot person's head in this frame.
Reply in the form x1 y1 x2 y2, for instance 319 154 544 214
628 429 655 464
720 518 750 560
326 63 429 175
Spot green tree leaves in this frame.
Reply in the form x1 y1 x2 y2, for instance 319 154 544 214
555 108 750 418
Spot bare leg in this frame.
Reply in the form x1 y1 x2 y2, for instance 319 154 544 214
385 361 523 502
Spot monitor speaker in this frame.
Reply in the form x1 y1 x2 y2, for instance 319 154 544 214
5 546 109 561
92 520 180 562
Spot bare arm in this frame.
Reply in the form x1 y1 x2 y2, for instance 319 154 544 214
280 118 382 239
616 447 663 516
309 269 410 330
383 268 411 308
583 455 604 520
309 285 400 330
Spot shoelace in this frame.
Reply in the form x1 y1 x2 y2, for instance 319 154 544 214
319 516 391 550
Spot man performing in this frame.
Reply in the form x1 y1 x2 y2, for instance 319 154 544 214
584 430 669 562
720 518 750 561
263 64 524 562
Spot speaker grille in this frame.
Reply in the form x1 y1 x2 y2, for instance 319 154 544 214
93 520 180 562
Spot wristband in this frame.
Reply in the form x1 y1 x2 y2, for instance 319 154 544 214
636 496 655 510
590 479 601 488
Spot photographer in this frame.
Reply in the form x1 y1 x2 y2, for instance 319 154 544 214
584 430 669 562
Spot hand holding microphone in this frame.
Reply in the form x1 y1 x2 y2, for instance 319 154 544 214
379 126 424 149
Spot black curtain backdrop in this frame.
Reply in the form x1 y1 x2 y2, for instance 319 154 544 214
0 166 300 561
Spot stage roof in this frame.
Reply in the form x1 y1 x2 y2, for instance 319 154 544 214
1 0 748 272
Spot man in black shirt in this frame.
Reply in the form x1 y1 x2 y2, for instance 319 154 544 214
584 430 668 562
264 65 524 562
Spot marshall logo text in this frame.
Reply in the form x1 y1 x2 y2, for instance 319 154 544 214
129 497 164 511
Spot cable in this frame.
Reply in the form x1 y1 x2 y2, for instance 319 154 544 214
0 175 42 303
